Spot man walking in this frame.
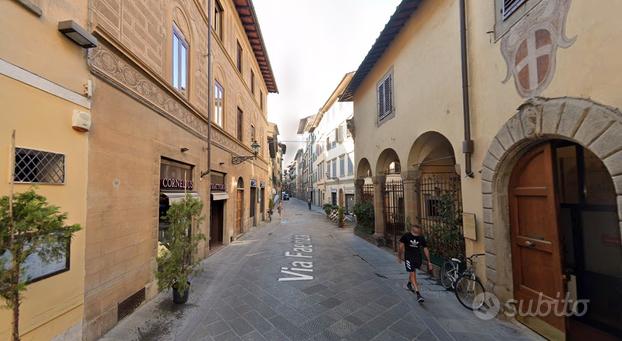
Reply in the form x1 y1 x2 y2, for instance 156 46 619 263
397 224 432 302
307 197 312 210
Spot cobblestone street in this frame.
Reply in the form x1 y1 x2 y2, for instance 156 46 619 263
102 199 538 341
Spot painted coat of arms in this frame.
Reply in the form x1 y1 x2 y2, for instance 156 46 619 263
501 0 576 98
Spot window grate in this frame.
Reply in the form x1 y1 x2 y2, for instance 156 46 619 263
502 0 527 20
14 148 65 184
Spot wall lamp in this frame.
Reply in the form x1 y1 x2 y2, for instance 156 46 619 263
232 140 260 165
58 20 98 48
180 147 189 153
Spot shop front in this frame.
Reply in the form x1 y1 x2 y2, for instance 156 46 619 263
210 172 227 248
158 158 199 245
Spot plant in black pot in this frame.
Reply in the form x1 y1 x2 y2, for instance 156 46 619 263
156 194 205 304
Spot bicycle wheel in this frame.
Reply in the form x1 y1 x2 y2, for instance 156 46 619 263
440 261 456 290
454 275 485 310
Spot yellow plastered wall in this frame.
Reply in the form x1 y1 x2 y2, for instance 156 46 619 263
0 75 87 340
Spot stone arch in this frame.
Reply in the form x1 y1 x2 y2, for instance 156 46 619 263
237 177 244 189
407 131 457 172
375 148 401 176
480 97 622 300
356 157 372 179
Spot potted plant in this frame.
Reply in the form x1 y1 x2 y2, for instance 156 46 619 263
0 189 81 341
337 206 345 228
156 194 205 304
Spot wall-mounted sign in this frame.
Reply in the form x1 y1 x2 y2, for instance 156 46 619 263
160 159 193 191
210 172 226 192
463 213 477 241
260 181 265 188
161 178 193 190
250 179 257 187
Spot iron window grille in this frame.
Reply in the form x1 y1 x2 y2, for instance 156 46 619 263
14 147 65 184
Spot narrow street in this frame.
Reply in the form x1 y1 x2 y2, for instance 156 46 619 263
102 199 536 341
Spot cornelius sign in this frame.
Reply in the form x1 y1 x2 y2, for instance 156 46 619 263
161 178 193 190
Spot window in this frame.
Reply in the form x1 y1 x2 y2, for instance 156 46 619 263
214 0 224 39
260 90 264 111
501 0 527 21
237 107 243 141
326 137 331 151
0 238 70 283
172 26 188 91
347 153 354 176
331 159 337 178
236 41 243 73
250 70 255 95
339 155 345 177
250 124 256 143
494 0 543 39
377 71 393 121
214 81 224 127
14 148 65 184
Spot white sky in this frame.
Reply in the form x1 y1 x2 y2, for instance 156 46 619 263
254 0 402 166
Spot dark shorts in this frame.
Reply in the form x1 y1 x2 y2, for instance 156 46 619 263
404 257 422 272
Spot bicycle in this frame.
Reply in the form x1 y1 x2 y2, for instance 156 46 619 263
440 253 487 310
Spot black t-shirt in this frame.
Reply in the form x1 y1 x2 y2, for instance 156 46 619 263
399 232 427 260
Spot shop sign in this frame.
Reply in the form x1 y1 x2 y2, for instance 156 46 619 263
160 159 193 191
161 178 193 190
250 179 257 187
211 183 225 191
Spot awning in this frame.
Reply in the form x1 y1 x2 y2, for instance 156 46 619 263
162 192 200 203
211 192 229 201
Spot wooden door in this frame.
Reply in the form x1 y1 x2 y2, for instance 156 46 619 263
235 190 243 236
509 143 565 335
210 200 224 246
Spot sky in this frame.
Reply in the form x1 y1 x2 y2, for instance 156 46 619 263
254 0 402 166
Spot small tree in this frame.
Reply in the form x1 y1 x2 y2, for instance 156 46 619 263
0 189 81 341
156 195 205 298
353 201 374 234
337 206 345 228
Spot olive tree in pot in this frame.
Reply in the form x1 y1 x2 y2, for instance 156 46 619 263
156 194 205 304
0 189 81 341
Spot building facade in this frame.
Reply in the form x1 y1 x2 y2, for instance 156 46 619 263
344 0 622 339
307 73 355 211
0 1 92 339
84 0 277 338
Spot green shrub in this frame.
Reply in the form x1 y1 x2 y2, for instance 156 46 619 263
353 201 374 234
156 194 205 295
323 203 336 215
337 206 345 227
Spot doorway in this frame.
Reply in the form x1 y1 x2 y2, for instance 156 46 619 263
235 178 244 237
209 199 224 247
509 141 621 340
250 186 257 227
260 187 265 222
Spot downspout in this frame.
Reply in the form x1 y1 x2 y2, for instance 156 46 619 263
459 0 474 178
202 0 213 179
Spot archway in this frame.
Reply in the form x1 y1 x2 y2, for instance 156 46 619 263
376 149 404 250
407 132 464 265
355 158 374 204
482 97 622 340
235 177 244 237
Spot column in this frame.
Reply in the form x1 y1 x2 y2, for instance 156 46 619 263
402 169 420 228
354 179 364 204
372 175 386 245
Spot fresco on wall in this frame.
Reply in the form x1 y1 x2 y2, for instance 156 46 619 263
501 0 576 98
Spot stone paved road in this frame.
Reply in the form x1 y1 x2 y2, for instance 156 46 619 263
102 198 540 341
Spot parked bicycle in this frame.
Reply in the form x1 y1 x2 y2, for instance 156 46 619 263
440 253 487 310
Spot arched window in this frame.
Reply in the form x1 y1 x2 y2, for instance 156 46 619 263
172 24 188 92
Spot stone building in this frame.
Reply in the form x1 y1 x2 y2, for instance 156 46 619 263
306 72 355 211
343 0 622 339
84 0 277 339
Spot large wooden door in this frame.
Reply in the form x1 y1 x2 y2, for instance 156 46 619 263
235 190 243 236
509 143 565 336
210 200 224 246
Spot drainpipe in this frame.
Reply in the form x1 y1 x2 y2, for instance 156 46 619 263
459 0 474 178
202 0 213 179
